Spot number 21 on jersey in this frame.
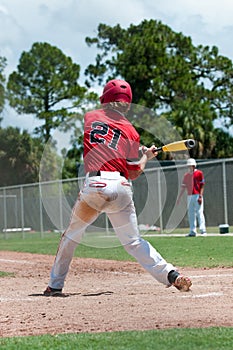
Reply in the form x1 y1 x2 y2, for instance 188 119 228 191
90 121 121 151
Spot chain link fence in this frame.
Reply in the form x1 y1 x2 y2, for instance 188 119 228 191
0 158 232 237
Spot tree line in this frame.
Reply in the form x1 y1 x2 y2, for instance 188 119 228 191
0 19 233 186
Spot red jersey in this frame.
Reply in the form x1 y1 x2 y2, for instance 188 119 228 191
182 169 205 195
83 108 141 179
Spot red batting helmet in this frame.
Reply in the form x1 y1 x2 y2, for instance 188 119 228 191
100 79 132 104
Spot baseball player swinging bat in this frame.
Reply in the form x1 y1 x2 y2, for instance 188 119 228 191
140 139 196 153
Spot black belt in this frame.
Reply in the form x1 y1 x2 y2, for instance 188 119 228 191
88 170 125 177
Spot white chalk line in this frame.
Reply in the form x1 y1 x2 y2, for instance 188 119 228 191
189 273 233 278
180 292 224 299
0 258 35 264
0 297 36 302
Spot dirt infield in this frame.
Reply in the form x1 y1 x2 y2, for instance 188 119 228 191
0 251 233 337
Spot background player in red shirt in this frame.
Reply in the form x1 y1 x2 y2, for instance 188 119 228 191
177 158 207 237
44 79 192 296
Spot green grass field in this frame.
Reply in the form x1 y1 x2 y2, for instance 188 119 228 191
1 231 233 349
1 328 233 350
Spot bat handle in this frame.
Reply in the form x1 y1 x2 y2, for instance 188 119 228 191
153 146 162 153
139 146 162 154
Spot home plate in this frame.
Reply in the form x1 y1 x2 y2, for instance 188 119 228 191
180 292 224 298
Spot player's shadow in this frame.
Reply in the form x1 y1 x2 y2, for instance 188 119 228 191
82 291 113 296
29 291 114 298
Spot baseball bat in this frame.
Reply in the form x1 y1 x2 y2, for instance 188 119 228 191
140 139 196 153
156 139 196 152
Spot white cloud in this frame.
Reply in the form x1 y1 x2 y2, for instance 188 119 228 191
144 0 233 28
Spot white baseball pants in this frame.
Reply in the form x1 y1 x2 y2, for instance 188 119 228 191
187 194 206 235
48 172 175 289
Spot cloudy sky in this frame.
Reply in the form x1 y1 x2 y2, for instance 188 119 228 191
1 0 233 132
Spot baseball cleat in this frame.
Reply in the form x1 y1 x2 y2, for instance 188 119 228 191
43 286 63 296
173 275 192 292
200 231 207 236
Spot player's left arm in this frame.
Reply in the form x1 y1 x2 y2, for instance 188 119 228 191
198 171 205 204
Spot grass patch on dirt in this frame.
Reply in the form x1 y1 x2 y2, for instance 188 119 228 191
0 271 15 277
